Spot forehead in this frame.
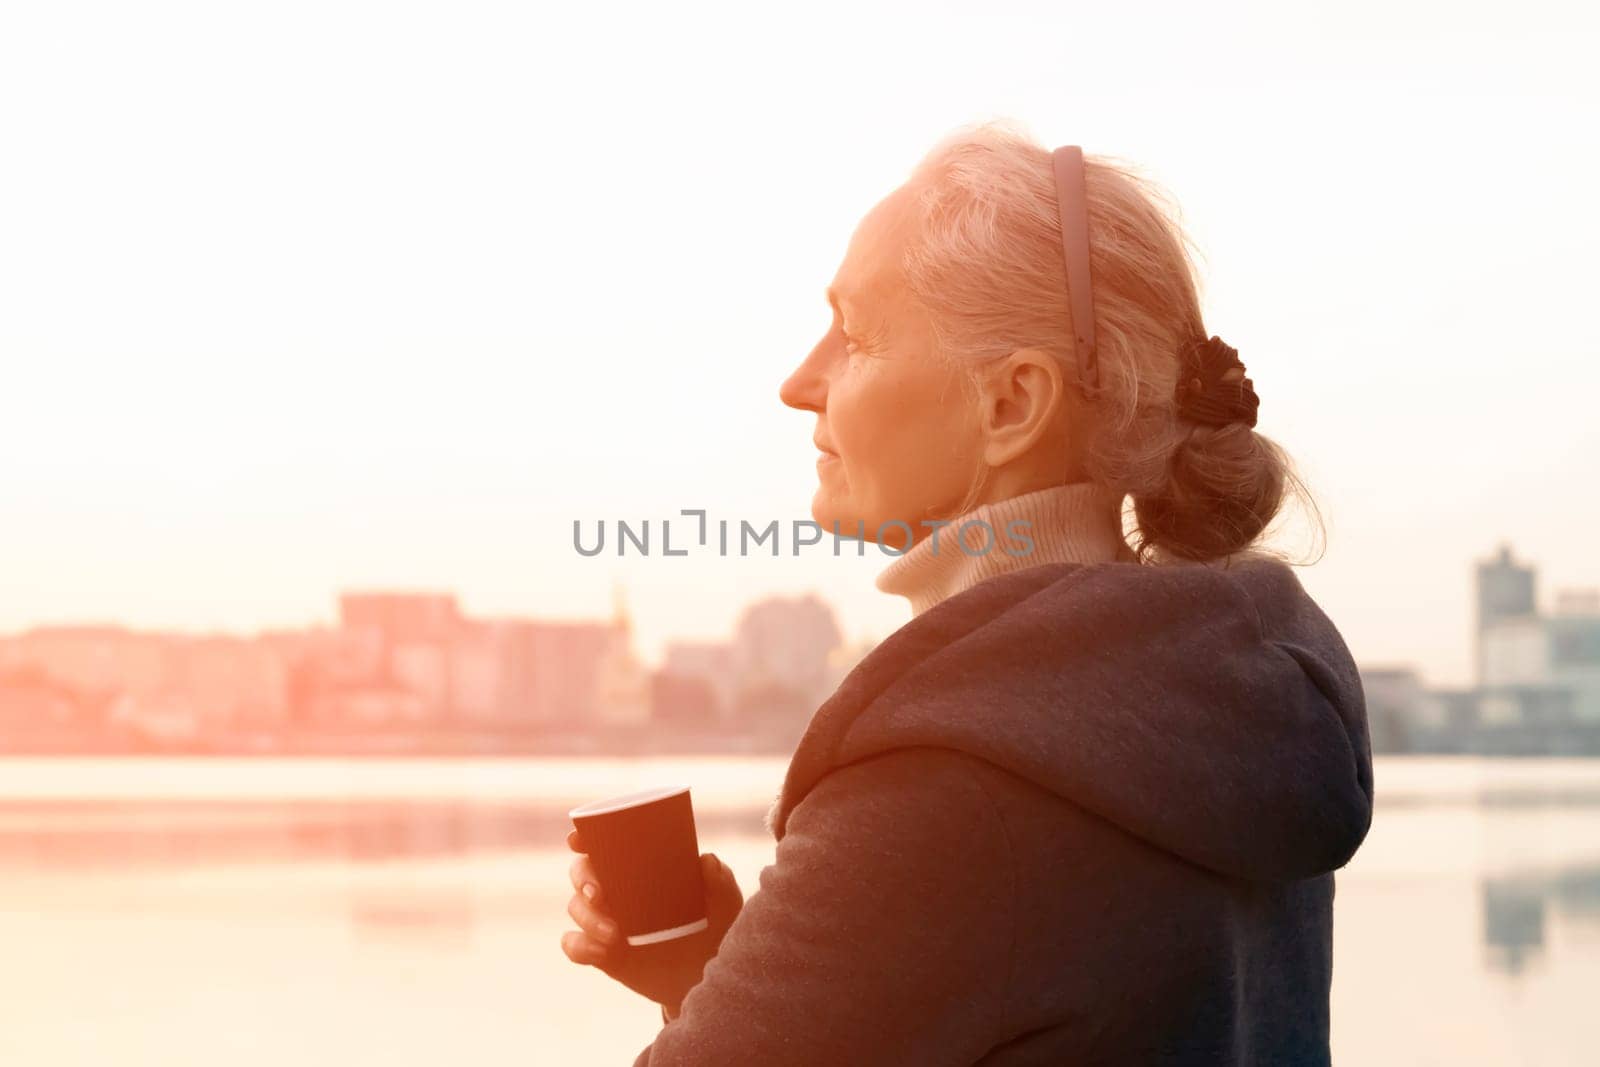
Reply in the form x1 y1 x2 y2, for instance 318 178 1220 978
829 183 919 317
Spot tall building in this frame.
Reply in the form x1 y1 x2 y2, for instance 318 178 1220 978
1476 546 1600 724
1475 544 1537 685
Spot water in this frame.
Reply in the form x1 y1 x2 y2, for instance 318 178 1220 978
0 756 1595 1065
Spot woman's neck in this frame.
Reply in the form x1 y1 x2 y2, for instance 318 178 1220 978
874 482 1131 616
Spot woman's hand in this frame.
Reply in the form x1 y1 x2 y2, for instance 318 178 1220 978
559 828 745 1015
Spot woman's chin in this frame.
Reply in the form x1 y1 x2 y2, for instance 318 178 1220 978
810 498 858 537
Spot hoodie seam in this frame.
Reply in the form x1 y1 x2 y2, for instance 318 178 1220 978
841 563 1106 746
960 758 1017 1040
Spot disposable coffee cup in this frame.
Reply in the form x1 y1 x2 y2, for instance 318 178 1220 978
568 785 709 947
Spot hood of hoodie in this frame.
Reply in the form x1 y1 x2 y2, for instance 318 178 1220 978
766 557 1374 885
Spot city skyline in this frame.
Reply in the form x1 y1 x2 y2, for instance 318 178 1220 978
7 538 1593 687
0 582 864 753
3 3 1596 690
9 538 1598 758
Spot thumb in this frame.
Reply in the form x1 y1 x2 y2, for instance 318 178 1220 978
701 853 741 898
700 854 737 926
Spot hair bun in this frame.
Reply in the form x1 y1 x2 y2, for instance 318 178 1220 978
1175 335 1259 429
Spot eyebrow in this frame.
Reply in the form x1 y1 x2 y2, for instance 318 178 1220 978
825 285 861 317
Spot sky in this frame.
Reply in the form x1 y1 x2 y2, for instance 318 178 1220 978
2 0 1597 687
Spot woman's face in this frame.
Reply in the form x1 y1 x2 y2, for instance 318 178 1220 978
779 182 985 550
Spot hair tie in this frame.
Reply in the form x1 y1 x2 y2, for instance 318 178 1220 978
1174 335 1259 429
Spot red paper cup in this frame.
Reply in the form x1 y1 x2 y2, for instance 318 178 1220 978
568 785 709 946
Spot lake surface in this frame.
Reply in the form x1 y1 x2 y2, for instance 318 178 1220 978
0 755 1596 1065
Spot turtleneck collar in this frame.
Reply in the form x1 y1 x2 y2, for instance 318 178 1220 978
873 481 1132 616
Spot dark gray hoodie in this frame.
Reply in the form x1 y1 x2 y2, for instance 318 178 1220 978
633 557 1374 1065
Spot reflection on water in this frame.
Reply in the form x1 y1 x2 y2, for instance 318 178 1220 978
1 756 1596 1066
1483 863 1600 976
348 888 479 946
0 800 764 870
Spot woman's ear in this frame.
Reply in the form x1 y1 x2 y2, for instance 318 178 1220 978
975 348 1067 468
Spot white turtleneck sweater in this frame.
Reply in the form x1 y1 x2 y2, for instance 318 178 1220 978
873 481 1133 616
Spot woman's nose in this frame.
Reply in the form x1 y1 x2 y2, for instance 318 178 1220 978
780 347 827 412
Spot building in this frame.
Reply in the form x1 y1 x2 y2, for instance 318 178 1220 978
0 584 658 748
339 593 461 646
1546 599 1600 720
448 620 507 724
0 626 287 732
1476 543 1537 684
0 669 79 736
527 620 633 727
0 626 169 707
1359 666 1429 753
1375 545 1600 754
1478 547 1600 722
442 616 639 728
730 593 843 728
660 640 738 722
593 588 650 728
169 635 289 726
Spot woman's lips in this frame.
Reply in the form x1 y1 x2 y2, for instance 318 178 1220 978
816 451 840 468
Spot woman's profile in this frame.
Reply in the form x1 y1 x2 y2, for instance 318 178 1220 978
561 119 1375 1065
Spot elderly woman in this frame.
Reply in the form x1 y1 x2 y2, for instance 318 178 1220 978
561 121 1374 1065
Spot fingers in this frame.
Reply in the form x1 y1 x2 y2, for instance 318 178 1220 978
560 929 610 966
561 833 615 967
559 849 619 967
567 887 621 947
568 854 601 903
